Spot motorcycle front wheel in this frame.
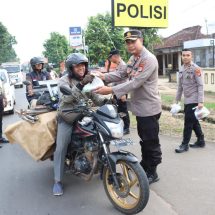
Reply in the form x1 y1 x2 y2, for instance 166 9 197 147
103 160 149 214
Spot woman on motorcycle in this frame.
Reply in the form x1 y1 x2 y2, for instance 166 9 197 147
53 53 106 196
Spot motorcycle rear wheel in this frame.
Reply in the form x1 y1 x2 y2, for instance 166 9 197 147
103 160 149 214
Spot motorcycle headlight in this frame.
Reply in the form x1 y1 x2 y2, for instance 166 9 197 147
104 119 124 138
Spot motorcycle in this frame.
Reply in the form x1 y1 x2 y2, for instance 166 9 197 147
55 85 150 214
15 82 149 214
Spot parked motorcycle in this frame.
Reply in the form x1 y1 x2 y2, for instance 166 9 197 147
56 86 150 214
21 80 59 118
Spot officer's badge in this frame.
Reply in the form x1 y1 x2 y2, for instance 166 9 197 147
127 32 131 37
186 74 190 79
127 66 132 75
195 68 201 76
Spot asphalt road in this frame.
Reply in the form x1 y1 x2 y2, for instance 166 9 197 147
0 88 215 215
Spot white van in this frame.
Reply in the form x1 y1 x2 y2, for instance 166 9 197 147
1 62 23 88
0 69 16 114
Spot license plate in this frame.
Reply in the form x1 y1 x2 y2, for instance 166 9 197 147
110 138 133 147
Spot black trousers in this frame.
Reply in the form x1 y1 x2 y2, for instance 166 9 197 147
114 95 130 130
183 103 204 145
136 113 162 170
0 96 4 138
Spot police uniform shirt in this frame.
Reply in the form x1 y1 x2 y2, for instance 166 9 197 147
176 62 204 104
111 59 127 86
104 47 162 117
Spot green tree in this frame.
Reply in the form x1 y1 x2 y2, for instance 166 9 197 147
130 27 162 53
85 13 127 65
43 32 72 66
0 22 17 64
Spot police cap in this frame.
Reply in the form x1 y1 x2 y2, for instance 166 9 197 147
124 30 143 41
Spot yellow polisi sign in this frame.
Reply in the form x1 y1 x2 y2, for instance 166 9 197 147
112 0 168 28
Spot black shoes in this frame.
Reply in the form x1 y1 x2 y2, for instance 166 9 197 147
148 172 160 184
140 162 160 185
189 140 205 148
175 144 189 153
123 128 130 135
176 138 205 153
0 137 9 144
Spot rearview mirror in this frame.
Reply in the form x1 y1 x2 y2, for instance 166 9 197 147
60 86 73 95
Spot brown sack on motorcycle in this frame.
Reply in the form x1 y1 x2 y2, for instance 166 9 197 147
4 111 57 161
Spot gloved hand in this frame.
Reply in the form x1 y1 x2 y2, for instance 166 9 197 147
36 92 51 105
80 74 95 85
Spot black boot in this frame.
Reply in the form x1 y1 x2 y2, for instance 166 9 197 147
147 166 159 185
139 160 149 175
123 128 130 135
175 143 189 153
189 135 205 148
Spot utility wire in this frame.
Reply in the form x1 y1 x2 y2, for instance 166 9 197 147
181 0 210 13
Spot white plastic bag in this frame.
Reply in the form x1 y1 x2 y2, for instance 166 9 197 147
170 103 181 115
82 76 104 92
193 106 210 120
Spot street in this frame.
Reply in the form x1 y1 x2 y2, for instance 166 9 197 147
0 88 215 215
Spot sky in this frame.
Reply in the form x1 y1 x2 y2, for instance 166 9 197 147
0 0 215 63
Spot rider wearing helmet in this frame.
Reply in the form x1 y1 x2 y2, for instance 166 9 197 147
53 53 106 196
26 57 51 103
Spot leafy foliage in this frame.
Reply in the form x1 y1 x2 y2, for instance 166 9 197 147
0 22 17 64
43 32 72 66
130 27 162 53
85 13 127 65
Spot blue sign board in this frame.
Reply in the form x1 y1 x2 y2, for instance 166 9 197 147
69 27 82 35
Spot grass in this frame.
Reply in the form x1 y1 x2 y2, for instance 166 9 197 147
161 94 175 106
129 113 136 128
204 103 215 110
128 111 215 142
161 93 215 111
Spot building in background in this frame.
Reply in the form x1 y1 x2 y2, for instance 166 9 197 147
154 25 215 92
154 26 211 76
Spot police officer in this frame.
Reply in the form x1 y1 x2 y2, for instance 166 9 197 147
26 57 51 103
94 30 162 184
0 76 9 147
175 49 205 153
107 49 130 134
